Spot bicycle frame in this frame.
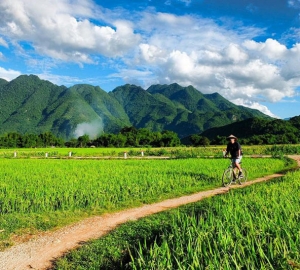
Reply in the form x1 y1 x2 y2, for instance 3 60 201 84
222 159 247 187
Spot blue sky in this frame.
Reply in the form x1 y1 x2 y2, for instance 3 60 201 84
0 0 300 119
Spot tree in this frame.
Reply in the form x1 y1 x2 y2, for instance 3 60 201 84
21 134 39 148
39 132 61 147
77 134 90 147
161 130 181 147
199 136 210 146
137 128 152 146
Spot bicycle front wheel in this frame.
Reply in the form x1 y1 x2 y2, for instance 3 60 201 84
222 168 234 187
238 168 248 185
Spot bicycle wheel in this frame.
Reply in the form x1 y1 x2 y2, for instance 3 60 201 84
222 168 234 187
238 168 248 185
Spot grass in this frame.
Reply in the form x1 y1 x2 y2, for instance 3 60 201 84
54 169 300 269
0 157 291 250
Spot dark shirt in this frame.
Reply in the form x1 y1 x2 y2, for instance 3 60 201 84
226 142 242 158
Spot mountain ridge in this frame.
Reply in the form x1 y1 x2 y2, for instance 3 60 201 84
193 116 300 145
0 75 271 139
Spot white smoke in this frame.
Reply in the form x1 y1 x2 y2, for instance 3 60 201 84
73 119 104 139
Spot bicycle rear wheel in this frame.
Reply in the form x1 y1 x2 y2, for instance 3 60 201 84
222 168 234 187
238 168 248 184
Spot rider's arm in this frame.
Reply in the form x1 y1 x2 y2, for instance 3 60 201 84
237 143 242 157
223 146 228 157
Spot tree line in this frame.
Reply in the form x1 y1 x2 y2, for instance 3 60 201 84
0 132 65 148
1 123 299 149
0 127 181 148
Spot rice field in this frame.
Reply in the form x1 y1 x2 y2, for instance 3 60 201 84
55 169 300 269
0 156 290 249
128 171 300 270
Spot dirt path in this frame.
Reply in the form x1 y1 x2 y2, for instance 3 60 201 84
1 155 299 270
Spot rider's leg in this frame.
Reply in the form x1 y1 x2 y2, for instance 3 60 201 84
235 162 242 171
235 156 243 176
233 157 243 176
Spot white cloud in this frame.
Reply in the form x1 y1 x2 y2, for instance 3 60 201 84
243 38 287 60
0 37 8 48
0 0 140 63
139 44 165 63
231 98 279 118
109 68 155 87
38 73 80 86
281 27 300 44
223 43 248 64
0 67 21 81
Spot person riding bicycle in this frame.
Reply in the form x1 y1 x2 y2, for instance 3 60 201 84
224 134 243 178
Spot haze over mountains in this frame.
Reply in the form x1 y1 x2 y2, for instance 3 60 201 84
0 75 270 139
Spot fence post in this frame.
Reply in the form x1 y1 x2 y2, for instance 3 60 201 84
14 151 17 158
124 152 127 159
69 151 72 157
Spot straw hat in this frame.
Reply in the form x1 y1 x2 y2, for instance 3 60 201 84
227 134 237 140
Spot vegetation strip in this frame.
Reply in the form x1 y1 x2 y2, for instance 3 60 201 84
1 144 300 159
0 171 287 270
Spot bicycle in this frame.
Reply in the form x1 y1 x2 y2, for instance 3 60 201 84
222 159 248 187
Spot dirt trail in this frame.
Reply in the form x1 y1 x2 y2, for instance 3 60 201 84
1 155 299 270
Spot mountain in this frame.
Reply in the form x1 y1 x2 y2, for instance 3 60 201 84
0 78 7 87
146 83 270 136
0 75 271 139
110 84 187 133
0 75 130 139
198 116 300 143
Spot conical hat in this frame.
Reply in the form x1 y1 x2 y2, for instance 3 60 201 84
227 134 237 139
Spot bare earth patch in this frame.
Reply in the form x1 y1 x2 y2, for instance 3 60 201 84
0 155 299 270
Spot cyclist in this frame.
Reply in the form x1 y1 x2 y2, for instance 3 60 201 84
224 134 243 178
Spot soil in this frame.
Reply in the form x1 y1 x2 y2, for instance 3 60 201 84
0 155 299 270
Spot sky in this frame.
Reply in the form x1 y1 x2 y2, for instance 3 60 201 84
0 0 300 119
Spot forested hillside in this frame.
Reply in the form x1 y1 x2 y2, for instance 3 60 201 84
0 75 270 139
188 116 300 145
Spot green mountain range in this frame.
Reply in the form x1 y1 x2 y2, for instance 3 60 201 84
0 75 270 139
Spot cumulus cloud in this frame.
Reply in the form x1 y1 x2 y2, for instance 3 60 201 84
0 0 140 63
243 38 287 60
